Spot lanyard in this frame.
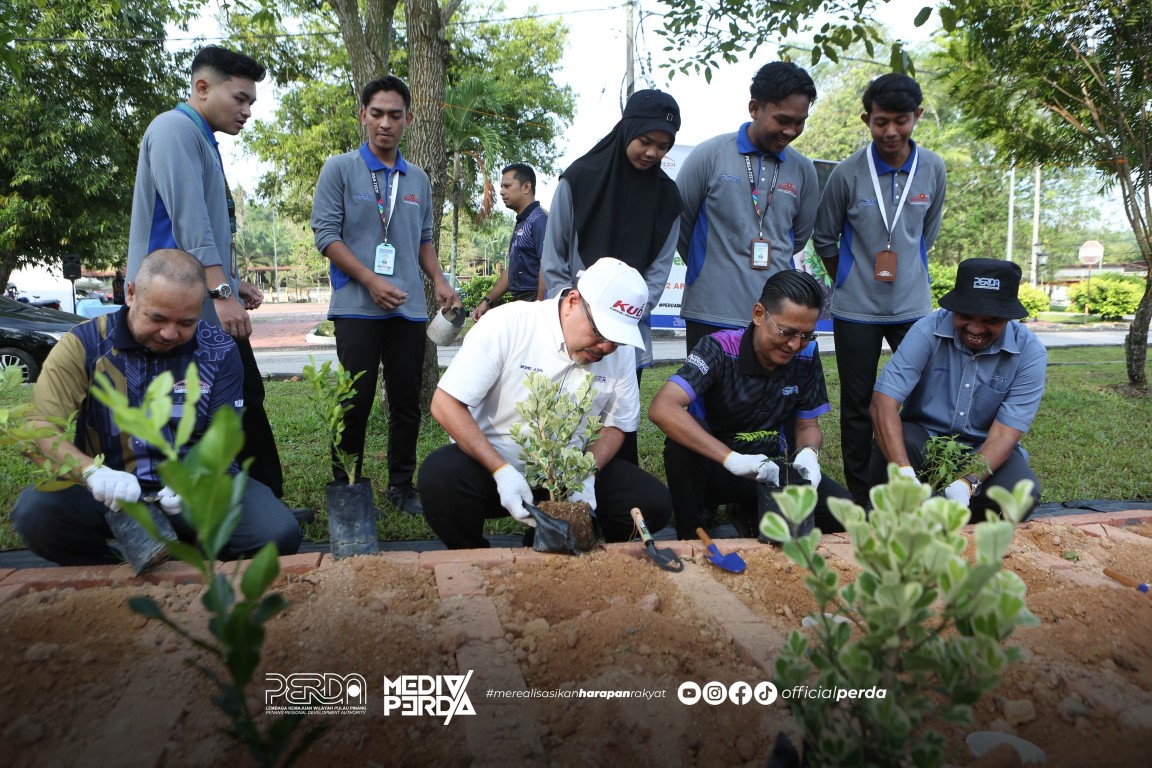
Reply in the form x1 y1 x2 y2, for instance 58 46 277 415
744 154 781 238
370 168 401 244
866 146 919 249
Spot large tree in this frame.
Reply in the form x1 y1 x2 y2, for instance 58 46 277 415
0 0 181 287
939 0 1152 388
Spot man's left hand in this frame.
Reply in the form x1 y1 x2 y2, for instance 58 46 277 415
792 447 822 488
570 474 597 512
434 279 461 313
239 281 264 311
944 479 972 507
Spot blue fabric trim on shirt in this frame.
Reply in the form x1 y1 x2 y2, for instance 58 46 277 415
685 199 709 286
358 143 409 174
148 194 177 253
869 138 918 175
735 123 785 162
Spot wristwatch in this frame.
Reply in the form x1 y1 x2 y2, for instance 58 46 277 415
962 473 983 496
208 283 233 300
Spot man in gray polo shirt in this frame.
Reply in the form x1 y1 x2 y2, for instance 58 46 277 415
869 259 1046 518
676 61 820 355
814 73 947 506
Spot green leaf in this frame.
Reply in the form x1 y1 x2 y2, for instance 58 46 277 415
759 512 791 543
241 542 282 602
914 7 932 27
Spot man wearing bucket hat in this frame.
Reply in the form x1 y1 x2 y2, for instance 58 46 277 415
420 258 673 549
870 258 1047 516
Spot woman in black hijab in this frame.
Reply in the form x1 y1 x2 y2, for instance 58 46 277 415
540 89 682 464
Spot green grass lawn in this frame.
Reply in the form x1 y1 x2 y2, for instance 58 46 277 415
1 346 1148 550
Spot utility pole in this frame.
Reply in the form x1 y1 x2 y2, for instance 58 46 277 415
1030 165 1042 287
625 0 636 99
1005 166 1015 263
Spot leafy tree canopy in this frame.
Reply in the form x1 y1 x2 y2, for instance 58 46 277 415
0 0 182 285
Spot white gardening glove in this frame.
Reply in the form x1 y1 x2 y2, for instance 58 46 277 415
897 465 918 479
156 486 183 516
944 479 972 508
792 447 822 488
493 464 535 526
723 452 780 485
570 474 597 513
83 465 141 512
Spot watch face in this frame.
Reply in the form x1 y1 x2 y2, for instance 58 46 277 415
212 283 232 299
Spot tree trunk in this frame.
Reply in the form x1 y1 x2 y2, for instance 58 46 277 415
404 0 456 413
1125 278 1151 389
0 248 19 293
327 0 399 95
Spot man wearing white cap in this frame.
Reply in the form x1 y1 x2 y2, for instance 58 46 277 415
420 258 673 548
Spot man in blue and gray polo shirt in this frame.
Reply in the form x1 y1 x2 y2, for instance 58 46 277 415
814 73 947 506
870 258 1046 518
650 270 850 540
472 163 547 320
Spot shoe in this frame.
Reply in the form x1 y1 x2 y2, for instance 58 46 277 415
386 486 423 517
291 508 316 526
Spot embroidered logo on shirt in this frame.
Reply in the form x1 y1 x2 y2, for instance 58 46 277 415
908 193 931 205
775 182 799 198
720 174 741 183
686 354 709 374
991 374 1007 385
857 199 878 208
403 193 421 205
354 193 372 201
780 385 799 396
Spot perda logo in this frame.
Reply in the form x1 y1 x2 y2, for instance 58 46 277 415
973 277 1000 290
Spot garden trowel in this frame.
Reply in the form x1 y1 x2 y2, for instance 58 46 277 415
696 528 746 573
630 508 683 572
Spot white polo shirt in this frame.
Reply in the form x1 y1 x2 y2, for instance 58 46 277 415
437 296 640 473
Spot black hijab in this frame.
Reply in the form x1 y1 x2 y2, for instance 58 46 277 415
561 89 682 274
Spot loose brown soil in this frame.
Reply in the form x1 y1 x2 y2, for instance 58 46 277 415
2 522 1151 767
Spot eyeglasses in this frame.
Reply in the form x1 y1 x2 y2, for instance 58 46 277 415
580 299 612 345
765 312 817 343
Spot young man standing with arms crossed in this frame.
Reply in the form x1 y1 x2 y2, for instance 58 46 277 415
127 46 285 499
813 73 947 506
311 76 460 516
472 163 547 320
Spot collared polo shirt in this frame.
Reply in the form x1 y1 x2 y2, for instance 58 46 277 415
436 296 639 473
668 325 831 456
29 307 244 484
874 309 1047 446
507 200 547 294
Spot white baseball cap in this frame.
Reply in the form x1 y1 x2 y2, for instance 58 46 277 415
575 258 647 350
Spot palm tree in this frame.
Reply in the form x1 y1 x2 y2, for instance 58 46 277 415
443 75 515 277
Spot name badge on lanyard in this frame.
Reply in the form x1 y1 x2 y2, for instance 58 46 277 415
745 154 780 270
371 168 401 276
866 147 918 282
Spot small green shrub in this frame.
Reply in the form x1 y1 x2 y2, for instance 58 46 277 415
928 262 956 309
1017 283 1050 319
760 471 1038 768
302 359 364 485
459 273 507 310
919 434 991 493
1067 273 1143 319
510 371 600 502
92 366 324 766
0 366 83 489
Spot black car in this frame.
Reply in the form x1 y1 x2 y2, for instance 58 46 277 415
0 296 85 382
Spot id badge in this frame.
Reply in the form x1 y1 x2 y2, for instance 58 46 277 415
751 238 772 270
374 243 396 276
874 249 897 282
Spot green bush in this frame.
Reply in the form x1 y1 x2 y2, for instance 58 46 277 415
928 262 955 309
1067 273 1143 319
459 274 508 311
1017 283 1050 319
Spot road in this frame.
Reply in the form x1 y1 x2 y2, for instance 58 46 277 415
253 322 1138 377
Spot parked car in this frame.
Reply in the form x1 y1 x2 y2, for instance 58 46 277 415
0 296 85 382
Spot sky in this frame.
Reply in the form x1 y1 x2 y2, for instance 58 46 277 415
208 0 938 209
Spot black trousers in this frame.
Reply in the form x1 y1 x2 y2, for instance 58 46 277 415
418 443 673 549
663 436 849 540
684 319 724 358
833 318 914 504
868 421 1041 520
236 337 284 498
334 317 426 489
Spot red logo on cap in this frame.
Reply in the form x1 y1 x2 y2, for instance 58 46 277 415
612 300 644 318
